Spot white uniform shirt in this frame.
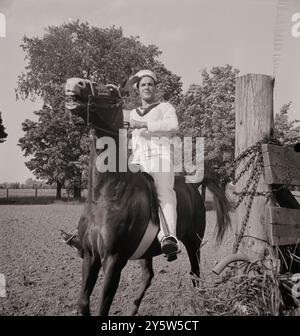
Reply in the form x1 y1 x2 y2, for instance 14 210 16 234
129 102 179 171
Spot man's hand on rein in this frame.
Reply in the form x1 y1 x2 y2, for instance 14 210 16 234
130 119 147 129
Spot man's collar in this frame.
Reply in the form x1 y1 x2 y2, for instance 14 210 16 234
136 102 160 117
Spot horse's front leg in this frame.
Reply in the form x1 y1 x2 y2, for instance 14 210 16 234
78 252 101 316
97 255 127 316
129 257 154 316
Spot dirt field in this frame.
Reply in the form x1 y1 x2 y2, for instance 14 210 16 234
0 203 234 316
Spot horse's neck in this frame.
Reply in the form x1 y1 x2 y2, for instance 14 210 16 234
87 137 128 206
88 131 128 187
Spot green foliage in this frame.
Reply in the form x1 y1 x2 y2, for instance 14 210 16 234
177 65 239 184
274 102 300 145
0 112 8 143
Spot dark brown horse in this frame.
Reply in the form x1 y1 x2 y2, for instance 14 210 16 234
64 78 231 316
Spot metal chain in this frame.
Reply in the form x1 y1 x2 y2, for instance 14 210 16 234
233 151 258 185
233 151 261 209
231 136 294 253
233 151 264 253
232 144 259 170
230 136 280 181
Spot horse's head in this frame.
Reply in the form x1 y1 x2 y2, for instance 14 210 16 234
65 78 98 111
65 77 124 134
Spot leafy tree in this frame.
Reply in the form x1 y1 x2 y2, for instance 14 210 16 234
0 112 8 143
8 182 20 189
177 65 239 187
22 178 51 189
17 21 182 105
24 178 35 188
19 105 86 199
274 102 300 145
17 21 182 197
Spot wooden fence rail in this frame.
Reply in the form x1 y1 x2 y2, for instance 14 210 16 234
0 188 88 199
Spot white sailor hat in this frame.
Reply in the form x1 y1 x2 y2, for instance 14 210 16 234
129 69 158 89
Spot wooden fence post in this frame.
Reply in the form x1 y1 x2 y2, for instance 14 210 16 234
213 74 280 274
234 73 279 261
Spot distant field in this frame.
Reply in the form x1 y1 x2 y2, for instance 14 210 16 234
1 188 299 206
0 188 211 199
0 189 88 198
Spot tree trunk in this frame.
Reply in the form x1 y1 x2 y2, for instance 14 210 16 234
220 180 227 192
56 182 62 199
73 174 82 199
73 185 81 199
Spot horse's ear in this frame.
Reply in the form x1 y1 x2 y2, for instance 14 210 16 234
120 76 128 89
119 77 131 97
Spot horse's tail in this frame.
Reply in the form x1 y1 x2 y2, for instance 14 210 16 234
198 176 231 242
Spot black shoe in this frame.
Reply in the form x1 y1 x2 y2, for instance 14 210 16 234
161 236 180 262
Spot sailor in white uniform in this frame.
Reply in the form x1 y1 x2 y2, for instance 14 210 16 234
128 69 180 260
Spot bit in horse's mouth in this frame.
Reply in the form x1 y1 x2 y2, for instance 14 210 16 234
65 94 82 110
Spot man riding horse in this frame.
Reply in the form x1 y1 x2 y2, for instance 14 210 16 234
63 69 181 260
61 70 231 315
127 69 180 259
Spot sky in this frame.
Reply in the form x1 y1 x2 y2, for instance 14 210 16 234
0 0 299 183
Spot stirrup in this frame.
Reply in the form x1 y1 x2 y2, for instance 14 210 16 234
60 229 77 245
160 235 180 261
60 229 83 258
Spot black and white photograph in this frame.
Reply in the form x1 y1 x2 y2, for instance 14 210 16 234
0 0 300 321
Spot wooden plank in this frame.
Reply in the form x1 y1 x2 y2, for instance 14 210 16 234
262 144 300 185
267 206 300 245
269 205 300 225
273 236 300 246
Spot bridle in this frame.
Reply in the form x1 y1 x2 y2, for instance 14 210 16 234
84 84 130 137
65 78 131 138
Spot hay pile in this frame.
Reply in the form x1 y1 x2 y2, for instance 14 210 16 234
190 261 284 316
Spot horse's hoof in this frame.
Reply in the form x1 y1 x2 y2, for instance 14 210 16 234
167 253 178 262
78 302 91 316
128 306 138 316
